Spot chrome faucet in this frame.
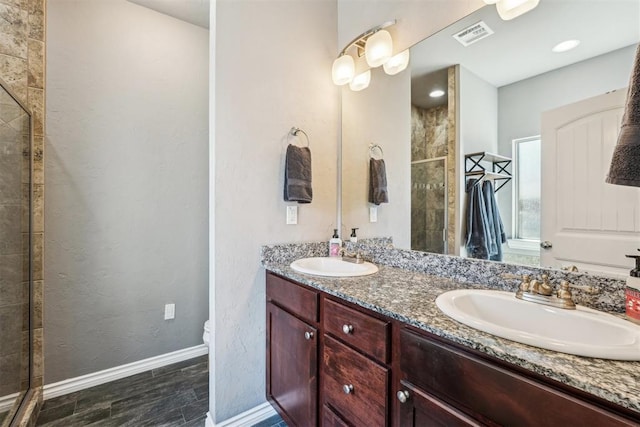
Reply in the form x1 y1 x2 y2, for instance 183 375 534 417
339 248 364 264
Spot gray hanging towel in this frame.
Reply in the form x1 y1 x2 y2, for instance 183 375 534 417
284 144 312 203
369 158 389 205
482 180 506 262
606 44 640 186
464 178 491 259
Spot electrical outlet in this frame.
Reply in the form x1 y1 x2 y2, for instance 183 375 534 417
164 303 175 320
286 205 298 225
369 206 378 223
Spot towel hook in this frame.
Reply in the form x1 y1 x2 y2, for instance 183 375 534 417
369 143 384 159
289 127 310 147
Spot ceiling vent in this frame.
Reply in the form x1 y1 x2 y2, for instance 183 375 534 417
452 21 494 47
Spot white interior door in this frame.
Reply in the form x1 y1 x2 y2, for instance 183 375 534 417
541 89 640 276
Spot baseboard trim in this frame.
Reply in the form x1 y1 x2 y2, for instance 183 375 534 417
43 344 209 400
214 402 277 427
0 392 20 412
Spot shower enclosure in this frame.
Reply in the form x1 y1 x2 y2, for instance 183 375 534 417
411 157 448 254
0 78 33 426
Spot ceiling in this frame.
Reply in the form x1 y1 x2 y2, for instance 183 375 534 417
411 0 640 108
128 0 210 29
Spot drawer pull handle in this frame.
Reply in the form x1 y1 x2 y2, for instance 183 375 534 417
342 384 354 395
342 324 354 334
397 390 410 403
304 331 314 340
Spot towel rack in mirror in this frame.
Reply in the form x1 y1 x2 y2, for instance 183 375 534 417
464 151 512 192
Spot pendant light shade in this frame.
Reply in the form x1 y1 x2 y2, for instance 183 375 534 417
483 0 499 4
496 0 540 20
332 55 355 85
365 30 393 68
383 49 410 75
349 70 371 92
606 45 640 187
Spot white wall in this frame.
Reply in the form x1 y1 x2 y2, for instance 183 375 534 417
213 0 339 421
497 45 637 236
45 0 209 383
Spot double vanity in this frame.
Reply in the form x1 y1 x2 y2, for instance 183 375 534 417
263 242 640 426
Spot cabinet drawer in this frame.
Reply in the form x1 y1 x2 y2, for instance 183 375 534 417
322 405 349 427
267 273 318 324
322 335 388 427
324 298 390 363
400 328 637 427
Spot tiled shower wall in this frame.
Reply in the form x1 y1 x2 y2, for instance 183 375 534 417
0 0 46 424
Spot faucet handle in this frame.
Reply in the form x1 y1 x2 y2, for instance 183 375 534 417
557 280 573 300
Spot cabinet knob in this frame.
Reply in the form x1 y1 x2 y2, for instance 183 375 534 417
342 324 354 334
304 331 314 340
397 390 410 403
342 384 354 395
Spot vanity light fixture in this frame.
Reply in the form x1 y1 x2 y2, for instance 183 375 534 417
383 50 411 76
552 39 580 53
349 70 372 92
483 0 540 21
331 20 410 90
429 89 446 98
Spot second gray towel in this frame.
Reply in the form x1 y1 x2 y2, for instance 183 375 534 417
369 158 389 205
284 144 312 203
607 44 640 186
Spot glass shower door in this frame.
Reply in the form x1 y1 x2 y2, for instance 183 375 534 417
0 80 32 426
411 157 448 254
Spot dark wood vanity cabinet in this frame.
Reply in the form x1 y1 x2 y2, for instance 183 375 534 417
398 328 640 427
266 272 640 427
266 274 320 427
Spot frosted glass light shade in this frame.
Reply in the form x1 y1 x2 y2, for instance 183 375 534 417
349 70 371 91
496 0 540 20
365 30 393 68
383 49 410 75
483 0 499 4
332 55 355 85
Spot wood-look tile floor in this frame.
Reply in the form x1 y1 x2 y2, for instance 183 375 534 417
36 355 208 427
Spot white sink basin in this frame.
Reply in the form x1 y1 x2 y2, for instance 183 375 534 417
290 257 378 277
435 289 640 360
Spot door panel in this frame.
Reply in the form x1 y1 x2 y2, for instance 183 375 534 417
541 89 639 275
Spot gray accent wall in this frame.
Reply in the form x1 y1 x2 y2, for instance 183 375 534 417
45 0 209 383
497 45 637 236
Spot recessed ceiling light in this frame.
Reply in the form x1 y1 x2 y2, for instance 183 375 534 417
429 89 445 98
552 39 580 53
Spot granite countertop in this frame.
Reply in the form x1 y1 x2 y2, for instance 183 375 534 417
263 262 640 415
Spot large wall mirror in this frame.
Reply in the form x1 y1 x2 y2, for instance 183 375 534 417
341 0 640 276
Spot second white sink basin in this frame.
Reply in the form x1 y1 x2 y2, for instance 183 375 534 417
290 257 378 277
436 289 640 360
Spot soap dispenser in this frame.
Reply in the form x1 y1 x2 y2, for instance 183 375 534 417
329 229 342 257
625 252 640 324
350 228 358 243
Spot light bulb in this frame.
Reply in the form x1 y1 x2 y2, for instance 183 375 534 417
365 30 393 68
496 0 540 20
349 70 371 91
383 49 410 75
429 89 445 98
332 55 355 86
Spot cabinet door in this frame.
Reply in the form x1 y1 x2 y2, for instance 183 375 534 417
267 303 318 427
397 381 482 427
